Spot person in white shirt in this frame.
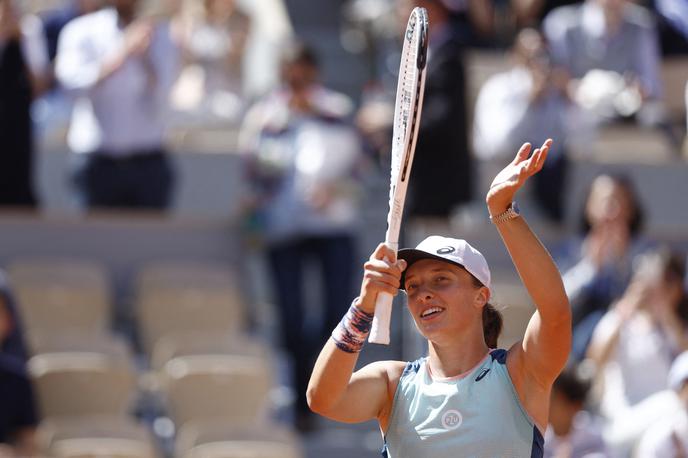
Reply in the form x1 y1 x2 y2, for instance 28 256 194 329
635 350 688 457
543 0 663 124
473 27 588 223
587 248 688 455
240 42 365 431
55 0 180 210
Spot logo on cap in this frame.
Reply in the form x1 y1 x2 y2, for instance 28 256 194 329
437 246 455 255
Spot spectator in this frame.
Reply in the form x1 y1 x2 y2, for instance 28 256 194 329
0 276 38 456
55 0 181 210
41 0 103 65
511 0 583 26
653 0 688 42
556 173 652 361
402 0 474 220
0 272 27 362
0 0 50 208
543 0 663 124
170 0 250 122
587 249 688 408
473 27 589 222
635 350 688 457
239 41 365 431
586 248 688 455
644 0 688 55
545 363 608 457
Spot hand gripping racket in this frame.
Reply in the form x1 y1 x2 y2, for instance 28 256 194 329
369 7 428 345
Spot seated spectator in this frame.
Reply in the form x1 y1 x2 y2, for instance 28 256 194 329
170 0 250 122
587 248 688 455
635 350 688 457
545 362 608 457
0 272 27 362
543 0 663 125
55 0 181 210
473 27 590 222
556 173 652 360
0 276 38 456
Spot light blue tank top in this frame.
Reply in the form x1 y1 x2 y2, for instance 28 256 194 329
383 349 544 458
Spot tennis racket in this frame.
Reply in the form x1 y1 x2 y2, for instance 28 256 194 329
369 7 428 345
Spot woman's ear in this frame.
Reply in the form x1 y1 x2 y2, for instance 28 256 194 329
474 286 490 309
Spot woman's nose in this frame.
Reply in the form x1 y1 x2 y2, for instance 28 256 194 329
417 285 433 302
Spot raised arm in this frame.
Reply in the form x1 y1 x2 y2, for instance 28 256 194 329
307 244 406 428
485 140 571 412
56 19 153 94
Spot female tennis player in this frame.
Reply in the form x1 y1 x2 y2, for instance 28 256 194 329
307 139 571 457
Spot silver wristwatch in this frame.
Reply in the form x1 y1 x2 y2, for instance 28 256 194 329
490 202 521 224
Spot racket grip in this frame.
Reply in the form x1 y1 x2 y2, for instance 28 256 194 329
369 292 393 345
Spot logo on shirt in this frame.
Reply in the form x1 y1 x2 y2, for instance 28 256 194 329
441 409 463 430
475 368 491 381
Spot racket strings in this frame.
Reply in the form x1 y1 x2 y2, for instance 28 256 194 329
391 30 421 182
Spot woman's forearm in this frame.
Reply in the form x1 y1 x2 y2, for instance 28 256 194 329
307 338 360 413
492 215 570 324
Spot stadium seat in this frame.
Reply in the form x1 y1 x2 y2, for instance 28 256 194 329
38 415 159 458
7 257 111 337
28 352 137 419
137 284 245 358
161 354 273 429
30 332 133 360
661 57 688 122
136 261 239 291
8 256 110 291
176 421 303 458
589 124 676 163
151 331 270 371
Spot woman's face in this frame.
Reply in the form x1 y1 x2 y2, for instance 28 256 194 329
404 259 487 342
585 175 635 228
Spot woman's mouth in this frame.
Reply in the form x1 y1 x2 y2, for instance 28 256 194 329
420 306 445 319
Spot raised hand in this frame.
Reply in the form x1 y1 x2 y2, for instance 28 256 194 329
486 139 551 215
123 20 154 58
358 243 407 313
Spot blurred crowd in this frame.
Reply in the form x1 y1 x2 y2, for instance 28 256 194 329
1 0 688 456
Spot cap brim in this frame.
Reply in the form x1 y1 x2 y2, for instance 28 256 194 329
397 248 464 290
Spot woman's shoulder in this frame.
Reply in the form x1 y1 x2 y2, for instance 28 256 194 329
372 359 411 380
361 359 420 388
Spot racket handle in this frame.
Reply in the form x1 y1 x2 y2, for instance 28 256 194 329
369 292 393 345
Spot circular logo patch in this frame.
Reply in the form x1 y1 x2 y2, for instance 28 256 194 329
441 409 463 430
437 246 455 255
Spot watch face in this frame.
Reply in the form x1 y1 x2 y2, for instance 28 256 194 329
511 202 520 215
